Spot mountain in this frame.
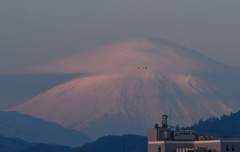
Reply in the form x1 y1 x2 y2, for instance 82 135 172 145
17 134 146 152
7 38 240 139
0 111 91 147
0 136 35 152
179 110 240 137
72 135 147 152
21 144 72 152
0 135 73 152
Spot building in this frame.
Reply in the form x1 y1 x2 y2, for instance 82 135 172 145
148 115 240 152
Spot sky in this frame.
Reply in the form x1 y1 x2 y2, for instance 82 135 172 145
1 0 240 71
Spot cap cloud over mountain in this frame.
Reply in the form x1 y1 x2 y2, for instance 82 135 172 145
8 38 229 74
7 38 240 139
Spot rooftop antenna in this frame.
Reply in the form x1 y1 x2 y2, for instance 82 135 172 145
162 115 168 128
170 109 171 129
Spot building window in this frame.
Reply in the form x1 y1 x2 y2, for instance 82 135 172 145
226 144 229 151
158 146 161 152
232 145 234 151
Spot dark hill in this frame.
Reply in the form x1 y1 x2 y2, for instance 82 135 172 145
18 134 147 152
0 111 91 147
0 135 72 152
0 135 36 152
72 135 147 152
180 110 240 137
21 144 72 152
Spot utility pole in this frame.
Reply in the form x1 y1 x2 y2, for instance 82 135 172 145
123 134 125 152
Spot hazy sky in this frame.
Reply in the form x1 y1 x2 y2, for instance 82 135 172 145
1 0 240 71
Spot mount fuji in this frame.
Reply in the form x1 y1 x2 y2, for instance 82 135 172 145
7 38 240 139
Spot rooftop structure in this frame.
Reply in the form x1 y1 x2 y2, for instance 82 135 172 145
148 115 240 152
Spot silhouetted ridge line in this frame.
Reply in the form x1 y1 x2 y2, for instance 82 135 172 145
179 110 240 137
0 134 40 152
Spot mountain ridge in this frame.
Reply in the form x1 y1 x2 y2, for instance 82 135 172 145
0 111 92 147
180 110 240 137
2 111 240 152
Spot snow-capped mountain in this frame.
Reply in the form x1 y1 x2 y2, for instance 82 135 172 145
7 38 240 139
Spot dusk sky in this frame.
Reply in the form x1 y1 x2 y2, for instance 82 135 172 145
1 0 240 71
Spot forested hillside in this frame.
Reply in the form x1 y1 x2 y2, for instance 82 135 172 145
180 111 240 137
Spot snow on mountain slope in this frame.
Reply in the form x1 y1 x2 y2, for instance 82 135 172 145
7 38 240 139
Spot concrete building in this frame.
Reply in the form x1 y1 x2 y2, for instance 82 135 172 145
148 115 240 152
